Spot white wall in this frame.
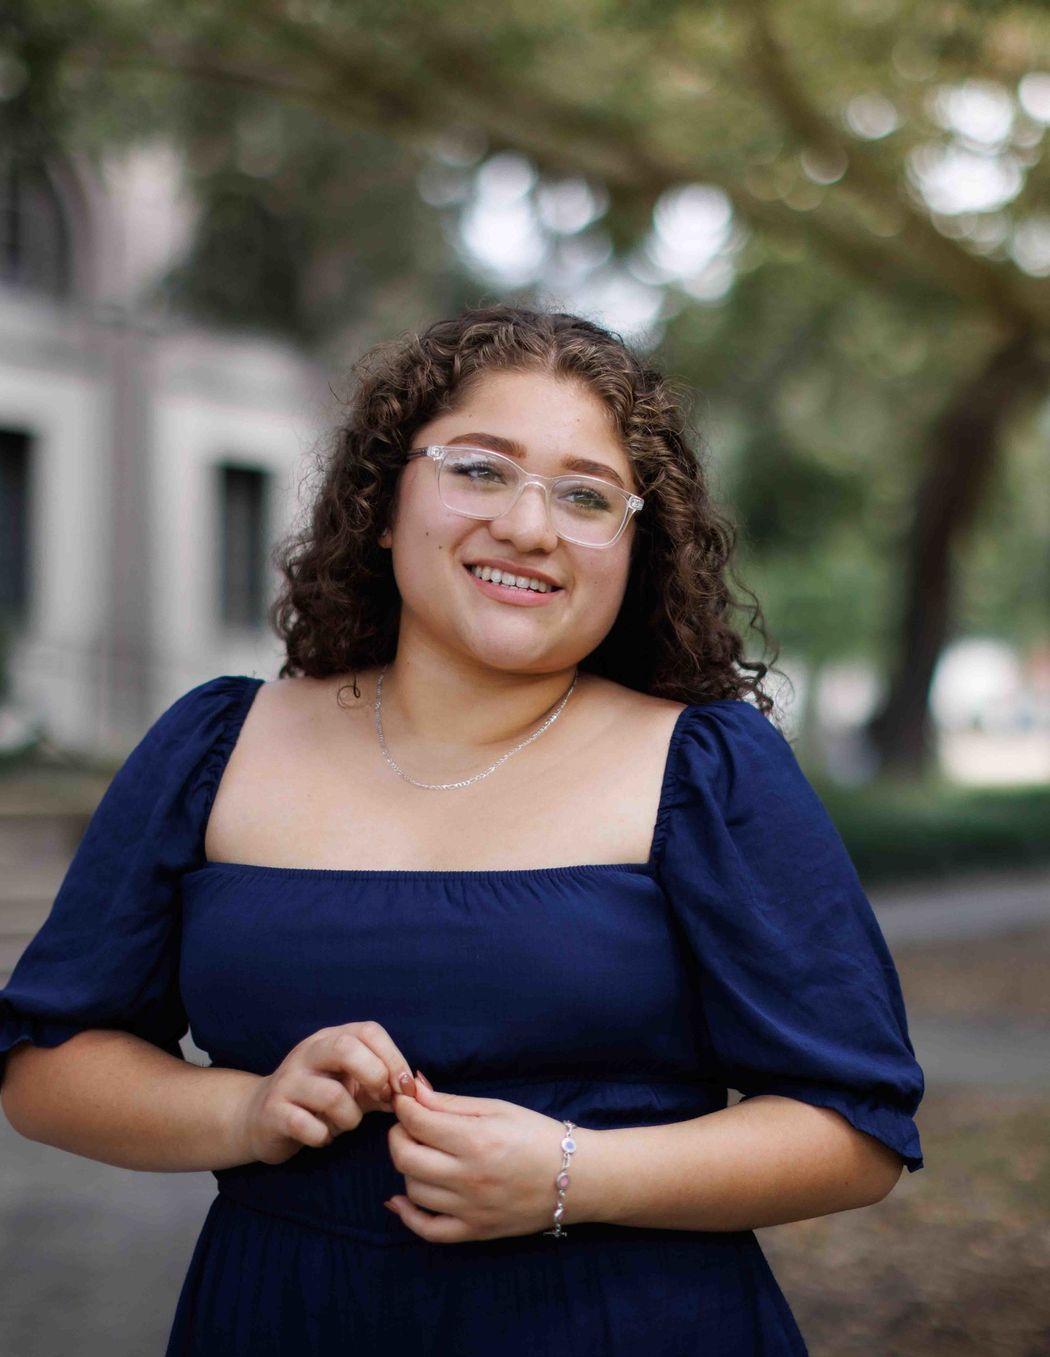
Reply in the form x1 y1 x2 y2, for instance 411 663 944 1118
150 330 329 713
0 288 109 747
0 149 333 756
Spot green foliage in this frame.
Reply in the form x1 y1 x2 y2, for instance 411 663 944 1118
815 775 1050 885
653 251 1010 663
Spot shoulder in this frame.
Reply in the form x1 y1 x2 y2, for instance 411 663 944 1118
660 696 798 807
576 678 792 768
580 674 685 724
575 675 690 752
88 676 266 821
210 671 383 772
241 670 376 732
652 698 837 873
586 679 785 747
146 674 263 744
680 696 787 740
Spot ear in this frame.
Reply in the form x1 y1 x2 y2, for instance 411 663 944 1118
378 525 392 548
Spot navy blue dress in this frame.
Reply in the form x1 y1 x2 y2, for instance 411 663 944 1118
0 675 925 1355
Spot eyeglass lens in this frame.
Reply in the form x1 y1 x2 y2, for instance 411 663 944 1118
438 448 628 545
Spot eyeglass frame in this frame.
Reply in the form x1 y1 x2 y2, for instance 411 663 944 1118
402 444 644 549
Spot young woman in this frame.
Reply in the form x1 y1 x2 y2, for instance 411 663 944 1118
0 304 924 1355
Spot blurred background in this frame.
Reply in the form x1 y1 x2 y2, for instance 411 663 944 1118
0 1 1048 1353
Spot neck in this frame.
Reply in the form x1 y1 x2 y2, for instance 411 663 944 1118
375 649 580 774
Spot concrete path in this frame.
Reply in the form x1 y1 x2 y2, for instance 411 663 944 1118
869 865 1049 945
901 1013 1050 1088
0 1115 213 1356
870 866 1050 1091
873 868 1050 1091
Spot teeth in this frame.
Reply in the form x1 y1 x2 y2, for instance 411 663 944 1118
469 565 554 593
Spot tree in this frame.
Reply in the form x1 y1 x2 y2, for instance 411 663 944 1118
6 0 1049 774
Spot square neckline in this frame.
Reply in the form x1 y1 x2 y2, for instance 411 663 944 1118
198 675 701 880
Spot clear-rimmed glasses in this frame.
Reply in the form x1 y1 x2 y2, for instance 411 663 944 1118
403 445 644 548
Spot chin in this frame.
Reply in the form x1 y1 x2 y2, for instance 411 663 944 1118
472 643 587 676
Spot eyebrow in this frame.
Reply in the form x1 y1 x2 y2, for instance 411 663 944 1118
446 432 630 491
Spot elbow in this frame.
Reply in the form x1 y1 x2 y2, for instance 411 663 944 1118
816 1107 907 1207
1 1042 46 1139
1 1102 34 1140
0 1075 28 1138
859 1141 906 1205
879 1154 906 1200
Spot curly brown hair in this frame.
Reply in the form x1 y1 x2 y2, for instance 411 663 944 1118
269 302 784 717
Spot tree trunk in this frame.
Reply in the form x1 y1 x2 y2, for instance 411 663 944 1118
867 331 1050 779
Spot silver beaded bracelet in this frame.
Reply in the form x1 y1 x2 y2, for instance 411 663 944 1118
542 1120 577 1239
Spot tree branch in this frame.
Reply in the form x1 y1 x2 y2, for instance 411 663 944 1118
76 16 1050 329
740 0 1046 332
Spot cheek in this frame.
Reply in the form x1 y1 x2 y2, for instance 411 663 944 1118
592 547 633 597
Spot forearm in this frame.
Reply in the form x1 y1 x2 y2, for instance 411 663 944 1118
1 1030 261 1172
567 1094 904 1232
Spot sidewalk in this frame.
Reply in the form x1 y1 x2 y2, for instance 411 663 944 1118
869 865 1050 944
870 866 1050 1090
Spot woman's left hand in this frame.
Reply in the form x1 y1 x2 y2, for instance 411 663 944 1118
384 1076 579 1243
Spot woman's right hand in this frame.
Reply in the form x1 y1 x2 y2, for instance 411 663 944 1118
232 1022 417 1165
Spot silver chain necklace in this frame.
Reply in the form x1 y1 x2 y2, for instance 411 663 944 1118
374 665 579 790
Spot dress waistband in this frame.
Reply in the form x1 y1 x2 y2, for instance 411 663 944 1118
214 1075 726 1246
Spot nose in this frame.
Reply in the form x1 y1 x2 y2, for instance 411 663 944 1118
488 481 560 552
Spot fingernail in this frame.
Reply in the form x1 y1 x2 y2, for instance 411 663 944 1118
398 1070 416 1096
383 1199 397 1211
380 1082 392 1103
415 1068 433 1090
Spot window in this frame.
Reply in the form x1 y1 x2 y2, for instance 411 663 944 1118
0 429 31 627
217 462 271 628
0 153 71 297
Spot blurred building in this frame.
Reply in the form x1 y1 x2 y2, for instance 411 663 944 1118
0 146 329 756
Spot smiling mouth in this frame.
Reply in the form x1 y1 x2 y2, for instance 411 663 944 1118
463 564 563 594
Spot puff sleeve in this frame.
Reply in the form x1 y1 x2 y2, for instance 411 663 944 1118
0 675 261 1090
653 700 925 1172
